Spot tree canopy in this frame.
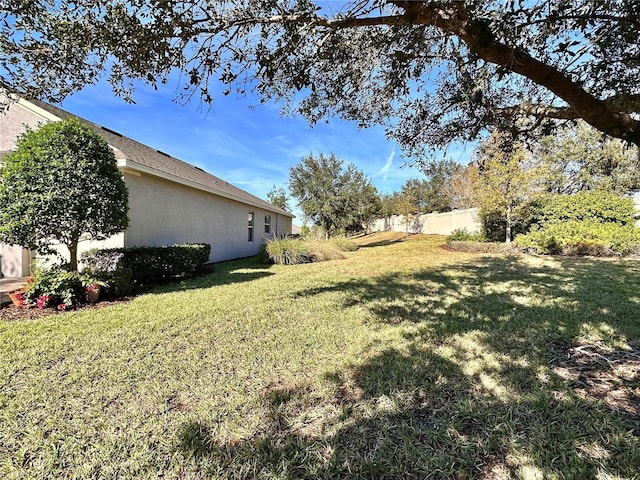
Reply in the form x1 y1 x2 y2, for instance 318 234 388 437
2 1 640 154
288 153 379 237
266 185 291 212
472 131 543 243
535 122 640 195
0 118 129 271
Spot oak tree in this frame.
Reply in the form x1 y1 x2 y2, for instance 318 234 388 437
288 153 379 237
266 185 291 211
535 122 640 195
2 1 640 155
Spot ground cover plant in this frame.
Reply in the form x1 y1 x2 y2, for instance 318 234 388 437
1 233 638 479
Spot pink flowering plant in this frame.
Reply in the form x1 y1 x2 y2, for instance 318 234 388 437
36 294 52 309
24 264 86 310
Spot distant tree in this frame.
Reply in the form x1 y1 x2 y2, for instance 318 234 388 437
266 185 290 211
378 193 398 219
443 165 478 210
472 131 542 243
394 186 420 234
535 122 640 194
417 159 461 210
288 153 379 238
0 118 129 271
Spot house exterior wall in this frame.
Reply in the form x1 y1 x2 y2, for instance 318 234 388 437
124 172 291 262
370 208 481 235
0 244 32 277
0 98 293 272
34 234 126 270
0 100 49 278
0 100 52 152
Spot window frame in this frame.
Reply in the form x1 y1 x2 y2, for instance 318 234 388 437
248 211 254 242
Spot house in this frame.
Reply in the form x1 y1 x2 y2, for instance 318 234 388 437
0 97 293 277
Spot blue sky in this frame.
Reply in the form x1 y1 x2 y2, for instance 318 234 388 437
61 80 471 222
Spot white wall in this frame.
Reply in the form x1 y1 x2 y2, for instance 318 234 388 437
0 244 32 277
34 234 126 270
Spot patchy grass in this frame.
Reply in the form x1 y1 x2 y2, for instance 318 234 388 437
1 233 639 479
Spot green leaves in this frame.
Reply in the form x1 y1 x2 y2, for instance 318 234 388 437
0 118 129 270
4 1 640 152
288 153 379 237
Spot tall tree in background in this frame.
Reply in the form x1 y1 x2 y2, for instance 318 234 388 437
288 153 379 238
266 185 291 211
535 122 640 195
443 165 478 210
0 118 129 271
415 158 460 212
3 1 640 153
472 131 542 243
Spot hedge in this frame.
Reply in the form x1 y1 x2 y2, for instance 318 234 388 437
82 243 211 289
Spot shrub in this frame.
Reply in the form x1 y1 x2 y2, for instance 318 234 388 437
515 221 640 256
329 237 359 252
533 191 636 226
305 239 345 262
264 237 311 265
81 243 211 293
448 228 486 242
446 241 507 254
515 191 640 256
24 266 87 309
263 237 355 264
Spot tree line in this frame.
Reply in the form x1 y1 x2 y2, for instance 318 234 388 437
274 122 640 240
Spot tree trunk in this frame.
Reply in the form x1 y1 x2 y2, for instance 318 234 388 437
68 237 79 272
505 206 512 244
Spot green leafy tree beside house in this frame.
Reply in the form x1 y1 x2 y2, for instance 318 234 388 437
0 118 129 271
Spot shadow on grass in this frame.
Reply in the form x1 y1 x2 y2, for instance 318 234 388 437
147 256 275 295
176 255 640 478
356 233 412 248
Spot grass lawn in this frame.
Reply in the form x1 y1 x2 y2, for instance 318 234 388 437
1 233 638 479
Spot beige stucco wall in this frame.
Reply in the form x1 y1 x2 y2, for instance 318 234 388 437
124 172 292 262
34 234 126 270
371 208 481 235
0 98 56 152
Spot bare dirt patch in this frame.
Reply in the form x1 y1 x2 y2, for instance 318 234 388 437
551 342 640 434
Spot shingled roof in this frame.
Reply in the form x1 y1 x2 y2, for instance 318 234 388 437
22 98 293 217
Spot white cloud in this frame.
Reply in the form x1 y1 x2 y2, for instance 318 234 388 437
380 148 395 175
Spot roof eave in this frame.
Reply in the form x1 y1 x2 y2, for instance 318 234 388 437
117 158 293 217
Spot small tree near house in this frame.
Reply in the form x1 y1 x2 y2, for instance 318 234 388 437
0 118 129 271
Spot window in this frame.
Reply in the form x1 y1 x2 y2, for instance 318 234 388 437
248 211 254 242
264 215 271 234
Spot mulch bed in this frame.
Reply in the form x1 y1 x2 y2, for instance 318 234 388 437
1 297 134 322
551 341 640 434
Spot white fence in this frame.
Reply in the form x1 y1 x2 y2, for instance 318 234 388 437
370 208 481 235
